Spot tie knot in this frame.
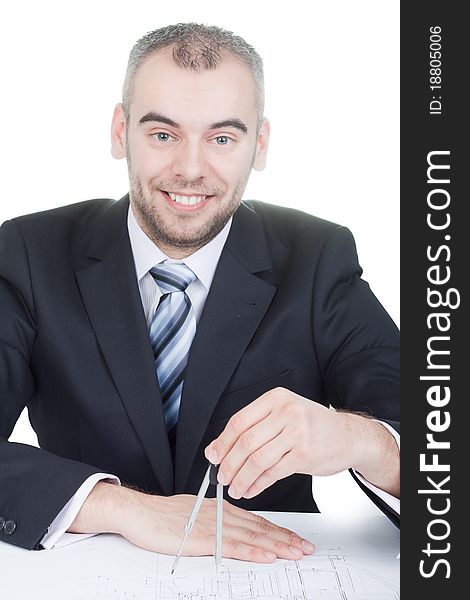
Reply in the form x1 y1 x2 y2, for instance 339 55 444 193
150 262 196 294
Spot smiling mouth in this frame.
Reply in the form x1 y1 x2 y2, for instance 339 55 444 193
162 191 214 206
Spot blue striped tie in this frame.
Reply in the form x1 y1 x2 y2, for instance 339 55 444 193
149 262 197 453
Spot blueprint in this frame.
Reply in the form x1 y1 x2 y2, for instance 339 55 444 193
0 512 399 599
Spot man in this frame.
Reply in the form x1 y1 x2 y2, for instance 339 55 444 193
0 23 399 563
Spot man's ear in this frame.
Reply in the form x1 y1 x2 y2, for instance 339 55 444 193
253 117 270 171
111 103 127 159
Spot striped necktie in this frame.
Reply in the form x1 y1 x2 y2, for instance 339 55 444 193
149 261 197 452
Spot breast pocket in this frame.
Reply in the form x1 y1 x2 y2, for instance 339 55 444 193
207 368 292 428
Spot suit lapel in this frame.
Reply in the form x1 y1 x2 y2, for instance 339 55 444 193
75 196 174 494
175 203 277 492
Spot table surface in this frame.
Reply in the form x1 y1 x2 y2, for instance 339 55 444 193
0 511 400 599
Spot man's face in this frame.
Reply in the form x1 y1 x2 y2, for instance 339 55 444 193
111 49 269 258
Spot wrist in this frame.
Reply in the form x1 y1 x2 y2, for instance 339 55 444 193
343 413 400 496
336 411 370 472
68 481 140 536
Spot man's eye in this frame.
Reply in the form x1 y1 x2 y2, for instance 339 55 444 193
215 136 230 145
154 132 172 142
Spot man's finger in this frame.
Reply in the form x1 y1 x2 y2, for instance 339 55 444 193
242 454 294 499
222 501 314 554
226 434 293 499
204 392 274 463
216 415 284 487
221 524 306 560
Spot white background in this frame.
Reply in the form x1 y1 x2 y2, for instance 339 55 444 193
1 1 399 517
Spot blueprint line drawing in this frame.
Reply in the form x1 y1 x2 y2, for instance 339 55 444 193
0 513 399 600
71 540 399 599
153 554 399 600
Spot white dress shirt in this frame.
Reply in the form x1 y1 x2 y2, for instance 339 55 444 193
40 205 399 549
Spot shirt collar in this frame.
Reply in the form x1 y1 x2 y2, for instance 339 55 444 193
127 204 232 291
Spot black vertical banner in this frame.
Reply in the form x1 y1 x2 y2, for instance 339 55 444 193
401 2 466 597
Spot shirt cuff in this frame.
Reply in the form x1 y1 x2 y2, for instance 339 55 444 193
40 473 121 549
353 421 400 516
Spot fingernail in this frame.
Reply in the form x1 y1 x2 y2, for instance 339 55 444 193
228 486 240 499
290 546 303 558
301 540 315 553
206 448 218 463
264 551 276 561
217 471 227 485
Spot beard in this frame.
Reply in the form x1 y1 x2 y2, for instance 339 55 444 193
129 172 249 254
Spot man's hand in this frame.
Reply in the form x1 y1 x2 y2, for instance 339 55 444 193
204 387 400 500
68 482 315 562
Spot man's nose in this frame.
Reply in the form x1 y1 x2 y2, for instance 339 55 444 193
170 140 210 181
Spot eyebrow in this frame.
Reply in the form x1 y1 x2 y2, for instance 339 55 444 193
208 119 248 134
138 112 248 134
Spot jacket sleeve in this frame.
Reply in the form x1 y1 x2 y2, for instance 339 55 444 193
0 219 103 550
311 225 400 525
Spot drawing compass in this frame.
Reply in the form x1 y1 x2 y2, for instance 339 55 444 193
171 462 224 575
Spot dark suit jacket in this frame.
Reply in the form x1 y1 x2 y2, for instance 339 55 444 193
0 195 399 550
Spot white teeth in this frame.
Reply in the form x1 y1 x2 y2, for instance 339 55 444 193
168 192 207 205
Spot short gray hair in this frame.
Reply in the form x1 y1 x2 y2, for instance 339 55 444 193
122 23 265 129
